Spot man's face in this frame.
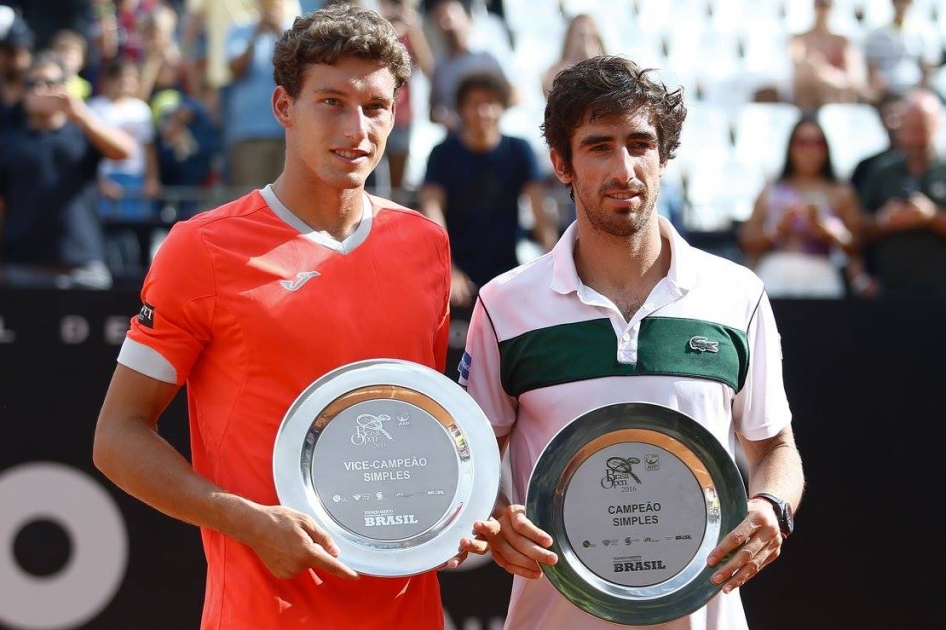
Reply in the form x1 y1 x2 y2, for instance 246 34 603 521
432 0 469 46
896 102 937 157
552 108 666 239
458 87 504 137
275 56 396 190
22 63 66 116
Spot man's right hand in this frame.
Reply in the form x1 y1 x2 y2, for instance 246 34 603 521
243 505 359 582
484 503 558 579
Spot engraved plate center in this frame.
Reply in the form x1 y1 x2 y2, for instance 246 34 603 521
562 442 707 587
311 399 460 540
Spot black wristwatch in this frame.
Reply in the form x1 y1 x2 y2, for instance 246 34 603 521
752 492 794 538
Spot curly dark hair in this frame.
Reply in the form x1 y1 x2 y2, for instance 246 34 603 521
272 3 412 99
542 55 686 173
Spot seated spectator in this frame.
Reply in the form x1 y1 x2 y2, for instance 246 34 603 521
87 57 161 220
50 29 93 101
541 13 606 98
739 115 867 298
864 0 940 101
427 0 515 130
789 0 870 111
0 51 134 289
420 71 558 306
859 87 946 300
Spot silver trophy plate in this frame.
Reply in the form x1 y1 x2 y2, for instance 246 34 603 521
526 402 747 626
273 358 501 577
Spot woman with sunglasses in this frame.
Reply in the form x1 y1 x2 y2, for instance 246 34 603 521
739 114 873 298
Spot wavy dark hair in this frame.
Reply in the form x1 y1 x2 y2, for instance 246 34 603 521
779 114 837 182
542 55 686 176
273 3 412 99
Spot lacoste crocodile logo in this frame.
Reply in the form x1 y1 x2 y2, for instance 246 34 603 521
280 271 321 291
688 336 719 353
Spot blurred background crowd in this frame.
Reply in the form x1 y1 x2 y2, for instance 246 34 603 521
1 0 945 303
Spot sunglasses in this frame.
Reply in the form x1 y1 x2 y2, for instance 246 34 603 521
24 78 64 89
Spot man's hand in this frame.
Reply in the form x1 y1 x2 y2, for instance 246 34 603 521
242 505 359 583
483 504 558 579
705 497 785 593
878 194 936 231
450 267 477 308
440 518 501 570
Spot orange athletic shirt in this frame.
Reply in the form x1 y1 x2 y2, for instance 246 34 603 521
121 189 451 629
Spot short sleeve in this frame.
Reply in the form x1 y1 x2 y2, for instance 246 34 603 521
119 220 216 385
461 296 518 438
732 291 792 441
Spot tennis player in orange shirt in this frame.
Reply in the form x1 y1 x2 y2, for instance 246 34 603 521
92 4 496 629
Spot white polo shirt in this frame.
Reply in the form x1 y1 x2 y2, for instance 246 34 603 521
460 217 792 630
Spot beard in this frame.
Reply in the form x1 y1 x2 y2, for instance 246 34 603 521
573 175 659 239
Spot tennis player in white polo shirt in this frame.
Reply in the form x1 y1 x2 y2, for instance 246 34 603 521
460 55 805 630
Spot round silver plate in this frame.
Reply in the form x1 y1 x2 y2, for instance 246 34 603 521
273 358 500 577
526 402 747 626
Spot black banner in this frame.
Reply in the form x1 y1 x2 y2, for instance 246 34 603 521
1 290 943 629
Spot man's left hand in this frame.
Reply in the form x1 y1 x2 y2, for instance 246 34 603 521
705 497 785 593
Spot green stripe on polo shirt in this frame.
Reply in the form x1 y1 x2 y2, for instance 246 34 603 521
498 316 749 396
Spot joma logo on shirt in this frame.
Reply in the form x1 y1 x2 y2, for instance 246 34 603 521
280 271 321 291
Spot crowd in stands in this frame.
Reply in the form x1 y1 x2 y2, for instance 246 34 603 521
1 0 945 299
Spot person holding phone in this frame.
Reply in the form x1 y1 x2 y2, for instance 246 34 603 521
739 114 867 298
859 87 946 300
0 51 134 289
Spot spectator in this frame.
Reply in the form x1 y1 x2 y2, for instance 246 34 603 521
859 87 946 300
151 88 220 217
427 0 514 129
379 0 435 197
789 0 870 111
137 4 190 103
0 51 134 289
223 0 292 190
864 0 940 100
50 29 93 101
541 13 606 98
0 6 33 131
87 57 161 220
420 71 558 307
739 115 867 298
850 91 905 195
93 0 157 65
